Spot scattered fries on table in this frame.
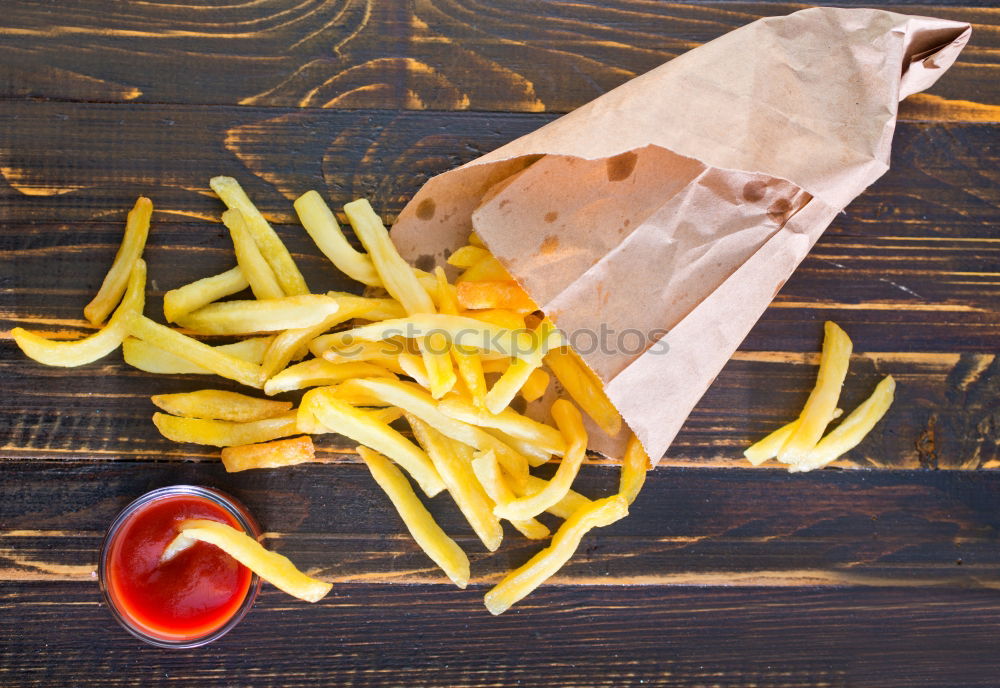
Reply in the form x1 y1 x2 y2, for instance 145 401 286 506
11 179 893 612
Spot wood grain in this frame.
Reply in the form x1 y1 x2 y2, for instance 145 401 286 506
0 1 995 120
4 461 1000 586
3 583 1000 687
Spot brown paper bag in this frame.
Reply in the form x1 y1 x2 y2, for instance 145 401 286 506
388 7 971 464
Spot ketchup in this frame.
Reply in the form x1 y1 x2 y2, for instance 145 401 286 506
105 493 254 643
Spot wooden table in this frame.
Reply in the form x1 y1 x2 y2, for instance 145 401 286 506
2 2 998 686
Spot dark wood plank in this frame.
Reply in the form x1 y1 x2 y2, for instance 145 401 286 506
4 462 1000 586
4 583 1000 687
0 0 995 120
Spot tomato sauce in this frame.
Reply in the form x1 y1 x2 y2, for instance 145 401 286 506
105 494 253 641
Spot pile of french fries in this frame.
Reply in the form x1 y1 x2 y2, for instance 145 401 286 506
13 179 651 614
13 179 894 611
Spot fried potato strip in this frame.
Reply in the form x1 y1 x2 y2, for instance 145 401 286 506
151 389 292 422
84 197 152 325
221 436 316 472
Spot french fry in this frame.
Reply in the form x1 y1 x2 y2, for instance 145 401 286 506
484 495 628 615
176 295 341 335
295 190 381 286
485 429 551 467
446 245 490 268
264 359 396 396
151 389 292 422
122 335 272 375
493 399 587 521
302 388 444 497
210 176 308 295
484 320 563 414
458 254 512 283
223 209 284 300
406 414 503 552
152 410 299 446
84 197 152 325
397 351 432 389
744 408 844 466
128 315 266 389
221 436 315 472
471 450 550 540
344 198 435 315
13 259 146 368
791 376 896 472
295 192 441 299
312 334 410 362
522 475 592 520
336 378 530 491
342 200 454 397
357 446 470 588
467 232 486 248
163 266 249 324
457 280 538 312
465 309 525 332
298 400 401 433
437 396 565 456
777 321 853 465
435 267 488 407
331 315 535 360
618 433 650 505
544 346 622 436
169 519 331 602
520 368 550 403
259 295 400 380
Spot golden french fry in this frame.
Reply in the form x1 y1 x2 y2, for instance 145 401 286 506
259 295 400 380
332 315 535 360
791 376 896 472
523 475 592 520
744 408 844 466
465 309 525 332
265 359 396 395
457 280 538 312
223 208 284 300
128 315 266 388
458 254 512 283
344 199 435 315
210 176 308 295
336 378 530 491
438 396 565 456
544 346 622 436
122 335 272 375
435 267 488 407
422 332 457 399
484 495 628 615
481 358 511 374
618 433 650 505
298 400 401 433
493 399 587 521
777 321 853 464
295 192 441 299
151 389 292 422
357 446 469 588
485 320 562 414
84 197 152 325
520 368 550 403
467 232 486 248
163 266 249 324
152 410 298 446
406 414 503 552
13 259 146 368
446 245 490 268
177 295 341 335
485 429 551 467
295 190 381 286
170 519 331 602
397 351 432 389
221 436 315 472
302 388 443 497
470 450 549 540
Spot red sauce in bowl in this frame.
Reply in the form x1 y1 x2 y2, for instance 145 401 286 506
100 486 260 647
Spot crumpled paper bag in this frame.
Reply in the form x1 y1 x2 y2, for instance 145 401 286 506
389 7 971 464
